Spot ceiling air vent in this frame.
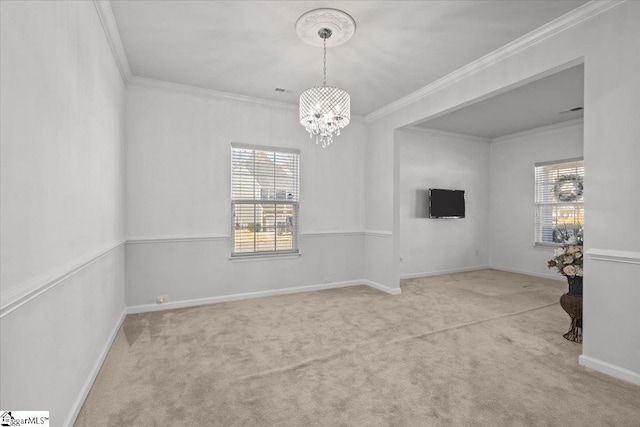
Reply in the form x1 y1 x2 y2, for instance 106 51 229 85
558 106 584 114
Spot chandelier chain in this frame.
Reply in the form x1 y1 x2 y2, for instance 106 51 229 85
323 37 327 87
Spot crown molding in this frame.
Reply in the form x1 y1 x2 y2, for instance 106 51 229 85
402 126 491 143
92 0 298 110
128 76 365 122
93 0 132 83
364 0 623 123
491 118 584 144
92 1 366 119
129 76 298 110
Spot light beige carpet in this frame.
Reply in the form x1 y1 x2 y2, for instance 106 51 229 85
75 270 640 426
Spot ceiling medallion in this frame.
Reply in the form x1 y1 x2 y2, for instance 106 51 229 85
297 9 355 148
295 8 356 47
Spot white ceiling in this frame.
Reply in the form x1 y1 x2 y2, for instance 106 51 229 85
414 64 584 139
110 1 588 116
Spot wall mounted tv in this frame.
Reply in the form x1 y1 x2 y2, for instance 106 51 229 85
428 189 465 218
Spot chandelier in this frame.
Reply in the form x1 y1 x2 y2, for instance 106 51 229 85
296 9 355 148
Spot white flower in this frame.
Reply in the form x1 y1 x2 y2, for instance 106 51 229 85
554 248 565 257
563 265 577 276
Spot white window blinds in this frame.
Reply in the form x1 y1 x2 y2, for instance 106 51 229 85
534 158 584 245
231 144 299 256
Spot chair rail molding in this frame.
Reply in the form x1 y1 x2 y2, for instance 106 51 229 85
127 231 374 243
586 248 640 265
126 234 229 244
301 231 365 238
0 240 126 318
364 230 393 237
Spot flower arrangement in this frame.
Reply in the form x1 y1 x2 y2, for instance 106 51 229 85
554 223 583 246
548 245 583 277
548 223 584 277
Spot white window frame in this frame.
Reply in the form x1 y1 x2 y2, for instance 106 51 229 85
230 143 300 258
534 157 584 246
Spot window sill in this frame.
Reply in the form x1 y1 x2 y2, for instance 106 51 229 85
229 252 301 262
533 242 561 250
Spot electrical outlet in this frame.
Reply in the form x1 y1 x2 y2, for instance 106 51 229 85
323 277 332 284
157 295 168 304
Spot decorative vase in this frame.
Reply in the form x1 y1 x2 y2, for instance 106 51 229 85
560 275 583 343
567 275 583 296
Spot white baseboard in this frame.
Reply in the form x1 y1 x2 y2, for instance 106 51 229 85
579 355 640 386
363 280 402 295
400 265 489 280
66 278 400 424
64 309 127 427
62 278 639 427
488 266 564 282
127 280 368 314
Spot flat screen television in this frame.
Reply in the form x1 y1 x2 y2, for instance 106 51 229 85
428 189 465 218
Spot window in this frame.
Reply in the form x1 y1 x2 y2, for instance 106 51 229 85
231 144 299 256
534 158 584 245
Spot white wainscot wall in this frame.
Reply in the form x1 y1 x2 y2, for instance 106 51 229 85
580 252 640 385
125 234 368 310
0 247 126 427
